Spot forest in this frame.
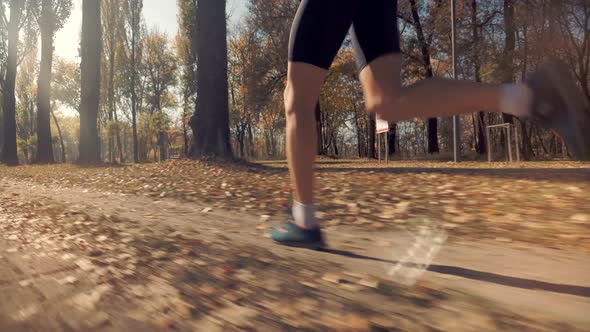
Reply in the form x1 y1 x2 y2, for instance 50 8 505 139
0 0 589 165
1 1 590 330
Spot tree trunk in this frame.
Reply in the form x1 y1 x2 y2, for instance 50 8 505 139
471 0 486 155
521 122 533 159
247 123 254 158
409 0 438 154
114 109 124 162
475 112 485 153
107 0 116 164
78 0 102 164
388 123 396 155
354 111 364 157
315 100 324 155
36 10 55 164
182 111 189 157
132 89 139 162
1 0 24 166
237 125 245 159
130 1 140 163
368 113 376 159
501 0 516 127
188 0 232 159
332 132 338 157
158 132 167 161
50 109 66 163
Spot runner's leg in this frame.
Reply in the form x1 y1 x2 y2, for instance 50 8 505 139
352 1 589 159
351 0 529 123
272 0 354 247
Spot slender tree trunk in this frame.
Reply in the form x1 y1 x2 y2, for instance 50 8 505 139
388 123 396 155
471 0 486 155
409 0 438 154
247 123 254 158
315 100 324 155
114 109 124 162
36 17 55 164
182 112 189 157
131 90 139 162
368 113 376 159
78 0 102 164
188 0 232 159
501 0 515 126
238 127 245 159
535 129 548 155
331 133 338 156
354 110 363 157
1 0 24 166
130 11 139 163
107 0 117 164
50 109 66 162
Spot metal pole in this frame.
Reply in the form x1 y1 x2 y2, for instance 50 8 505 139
486 126 491 162
452 0 460 163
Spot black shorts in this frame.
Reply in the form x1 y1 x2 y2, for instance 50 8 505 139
288 0 400 72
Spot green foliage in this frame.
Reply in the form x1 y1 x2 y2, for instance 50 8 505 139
105 119 121 135
146 111 170 133
52 57 80 111
143 28 178 113
29 0 73 36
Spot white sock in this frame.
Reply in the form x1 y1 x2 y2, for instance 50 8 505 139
292 200 318 229
499 84 532 118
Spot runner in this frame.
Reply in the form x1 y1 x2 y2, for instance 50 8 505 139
270 0 590 249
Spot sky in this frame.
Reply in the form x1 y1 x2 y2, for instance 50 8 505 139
54 0 248 63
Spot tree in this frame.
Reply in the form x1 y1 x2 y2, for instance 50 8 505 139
177 0 197 158
101 0 126 163
51 57 80 162
1 0 26 165
556 0 590 102
408 0 439 154
15 45 37 163
500 0 516 127
188 0 232 159
78 0 102 164
32 0 72 164
52 57 80 111
143 28 177 161
471 0 487 155
124 0 143 163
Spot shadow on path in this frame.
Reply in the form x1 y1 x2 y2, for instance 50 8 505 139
320 248 590 298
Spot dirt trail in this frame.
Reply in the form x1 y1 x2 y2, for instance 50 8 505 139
0 177 589 331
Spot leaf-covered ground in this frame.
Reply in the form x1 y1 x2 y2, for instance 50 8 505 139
2 159 589 251
1 160 589 331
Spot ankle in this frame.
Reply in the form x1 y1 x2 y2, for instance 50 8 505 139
292 200 318 229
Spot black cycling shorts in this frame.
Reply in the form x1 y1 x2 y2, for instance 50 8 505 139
288 0 400 72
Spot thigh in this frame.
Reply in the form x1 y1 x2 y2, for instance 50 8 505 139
288 0 354 70
351 0 400 72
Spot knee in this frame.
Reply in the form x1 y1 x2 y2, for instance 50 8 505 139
283 82 314 119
